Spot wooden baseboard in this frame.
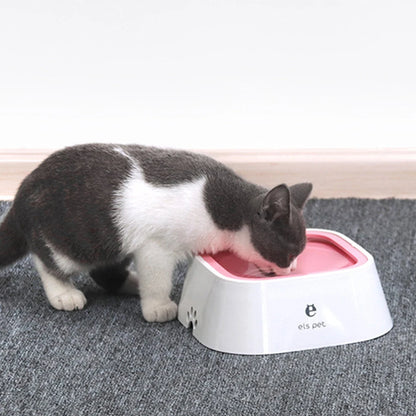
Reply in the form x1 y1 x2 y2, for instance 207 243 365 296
1 148 415 199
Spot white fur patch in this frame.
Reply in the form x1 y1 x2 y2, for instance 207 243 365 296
113 168 235 257
46 241 89 275
112 146 138 167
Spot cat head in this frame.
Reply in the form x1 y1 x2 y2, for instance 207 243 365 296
244 183 312 276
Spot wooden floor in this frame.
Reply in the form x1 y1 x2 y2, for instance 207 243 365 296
1 148 415 200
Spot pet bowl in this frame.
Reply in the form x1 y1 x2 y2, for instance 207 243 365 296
178 229 393 355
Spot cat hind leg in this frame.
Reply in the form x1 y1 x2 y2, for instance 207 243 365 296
33 256 87 311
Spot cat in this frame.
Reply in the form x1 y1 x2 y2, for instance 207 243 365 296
0 144 312 322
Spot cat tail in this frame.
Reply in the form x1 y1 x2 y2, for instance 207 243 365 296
0 205 28 268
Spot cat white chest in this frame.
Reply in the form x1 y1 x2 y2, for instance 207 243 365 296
114 169 231 256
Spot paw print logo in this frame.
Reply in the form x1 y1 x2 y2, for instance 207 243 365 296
186 306 198 328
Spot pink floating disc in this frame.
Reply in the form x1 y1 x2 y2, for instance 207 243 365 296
201 230 368 280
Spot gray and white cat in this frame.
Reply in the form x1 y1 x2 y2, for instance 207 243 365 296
0 144 312 322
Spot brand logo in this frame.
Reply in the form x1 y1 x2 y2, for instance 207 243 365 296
305 304 317 317
298 304 326 331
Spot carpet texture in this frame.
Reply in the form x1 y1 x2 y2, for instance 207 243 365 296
0 199 415 416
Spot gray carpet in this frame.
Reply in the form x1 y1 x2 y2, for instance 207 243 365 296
0 199 415 416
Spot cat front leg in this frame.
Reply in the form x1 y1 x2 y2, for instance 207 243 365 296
134 241 178 323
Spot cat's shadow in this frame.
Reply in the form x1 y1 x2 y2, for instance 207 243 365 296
1 259 189 328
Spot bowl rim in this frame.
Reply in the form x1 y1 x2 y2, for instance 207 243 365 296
198 228 371 282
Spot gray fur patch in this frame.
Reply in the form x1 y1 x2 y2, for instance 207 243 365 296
13 144 132 270
121 145 212 185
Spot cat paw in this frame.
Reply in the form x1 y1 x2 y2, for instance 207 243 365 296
142 300 178 323
49 289 87 311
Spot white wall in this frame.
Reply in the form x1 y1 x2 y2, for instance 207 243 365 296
1 0 415 150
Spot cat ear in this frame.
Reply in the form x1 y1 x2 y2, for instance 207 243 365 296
261 184 291 222
289 183 313 209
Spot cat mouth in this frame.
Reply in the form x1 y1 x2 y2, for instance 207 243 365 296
255 265 277 277
255 263 294 277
